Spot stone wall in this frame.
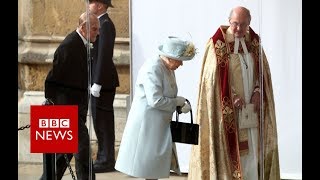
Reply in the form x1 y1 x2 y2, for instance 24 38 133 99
18 0 130 95
18 0 129 37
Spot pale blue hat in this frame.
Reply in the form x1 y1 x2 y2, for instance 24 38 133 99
158 36 196 61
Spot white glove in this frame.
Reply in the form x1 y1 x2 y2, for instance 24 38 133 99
180 102 191 113
90 83 101 97
176 96 186 107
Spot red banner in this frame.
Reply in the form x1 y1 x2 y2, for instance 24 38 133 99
30 105 78 153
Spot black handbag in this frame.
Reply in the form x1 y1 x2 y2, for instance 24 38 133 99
170 99 199 145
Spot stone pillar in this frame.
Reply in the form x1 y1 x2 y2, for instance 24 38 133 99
18 91 47 163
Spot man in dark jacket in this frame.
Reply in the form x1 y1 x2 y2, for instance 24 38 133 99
88 0 120 173
42 12 99 180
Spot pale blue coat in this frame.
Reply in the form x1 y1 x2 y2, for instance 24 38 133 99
115 56 180 179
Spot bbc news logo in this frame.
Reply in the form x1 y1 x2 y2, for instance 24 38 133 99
36 119 73 140
30 105 78 153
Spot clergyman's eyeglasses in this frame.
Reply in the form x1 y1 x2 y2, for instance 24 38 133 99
230 22 249 29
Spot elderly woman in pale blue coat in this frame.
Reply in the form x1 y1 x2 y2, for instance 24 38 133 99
115 36 197 180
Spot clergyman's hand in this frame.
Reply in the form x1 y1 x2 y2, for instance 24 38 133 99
233 95 245 109
250 90 260 112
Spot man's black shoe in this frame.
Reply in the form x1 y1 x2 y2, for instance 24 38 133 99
93 163 116 173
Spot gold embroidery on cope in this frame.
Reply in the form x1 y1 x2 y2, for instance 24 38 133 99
215 40 228 67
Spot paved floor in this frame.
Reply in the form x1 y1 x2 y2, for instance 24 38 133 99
18 163 188 180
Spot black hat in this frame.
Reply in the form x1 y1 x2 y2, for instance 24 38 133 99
90 0 114 8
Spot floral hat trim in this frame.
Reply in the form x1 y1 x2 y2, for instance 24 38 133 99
158 36 197 61
182 42 196 58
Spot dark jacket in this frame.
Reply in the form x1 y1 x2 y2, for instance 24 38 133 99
92 13 119 91
45 30 89 99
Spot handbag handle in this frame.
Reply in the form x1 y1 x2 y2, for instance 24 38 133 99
176 99 193 124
